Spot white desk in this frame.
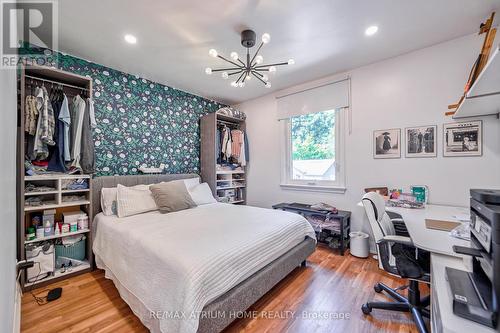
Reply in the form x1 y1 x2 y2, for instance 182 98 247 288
358 202 495 333
385 204 470 257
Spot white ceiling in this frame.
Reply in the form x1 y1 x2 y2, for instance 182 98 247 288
58 0 500 105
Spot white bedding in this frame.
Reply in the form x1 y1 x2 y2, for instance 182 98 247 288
93 203 315 333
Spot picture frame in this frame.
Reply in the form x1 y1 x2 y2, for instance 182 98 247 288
443 121 482 157
405 125 437 158
373 128 401 159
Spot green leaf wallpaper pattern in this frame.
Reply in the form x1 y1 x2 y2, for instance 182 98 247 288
20 46 225 176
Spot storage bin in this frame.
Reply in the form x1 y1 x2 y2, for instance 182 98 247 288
349 231 369 258
55 237 86 261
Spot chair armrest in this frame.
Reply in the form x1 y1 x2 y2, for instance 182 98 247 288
379 235 413 246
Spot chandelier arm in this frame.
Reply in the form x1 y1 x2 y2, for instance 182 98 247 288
228 70 243 76
253 68 273 72
217 55 243 68
252 70 264 77
235 71 246 84
211 67 241 73
251 71 267 85
253 61 289 69
237 59 246 67
249 42 264 66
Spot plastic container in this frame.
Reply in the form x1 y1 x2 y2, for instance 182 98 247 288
349 231 369 258
55 238 86 261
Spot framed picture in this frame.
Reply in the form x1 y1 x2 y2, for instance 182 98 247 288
405 125 437 158
443 121 482 157
374 128 401 159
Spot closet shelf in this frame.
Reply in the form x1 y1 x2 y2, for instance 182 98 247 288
24 229 90 244
61 189 90 193
25 190 59 196
216 170 245 174
25 174 91 181
24 260 91 287
24 200 91 212
216 185 246 190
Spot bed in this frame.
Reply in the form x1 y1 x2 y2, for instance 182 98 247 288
91 174 316 333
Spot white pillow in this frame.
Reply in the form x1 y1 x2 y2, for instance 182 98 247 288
101 187 118 216
116 184 158 217
188 183 217 205
183 177 200 190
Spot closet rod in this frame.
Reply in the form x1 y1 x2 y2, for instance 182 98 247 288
217 119 240 126
25 75 89 91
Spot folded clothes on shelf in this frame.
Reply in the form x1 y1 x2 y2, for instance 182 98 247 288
62 178 89 190
25 183 56 193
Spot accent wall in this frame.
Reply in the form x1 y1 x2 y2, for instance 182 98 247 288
20 46 225 176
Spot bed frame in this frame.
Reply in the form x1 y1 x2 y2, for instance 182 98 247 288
91 174 316 333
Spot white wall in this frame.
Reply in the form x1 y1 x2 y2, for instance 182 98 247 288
236 34 500 247
0 66 19 331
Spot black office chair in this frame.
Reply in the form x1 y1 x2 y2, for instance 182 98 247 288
361 192 431 333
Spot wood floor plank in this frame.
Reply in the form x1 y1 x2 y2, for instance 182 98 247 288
22 246 426 333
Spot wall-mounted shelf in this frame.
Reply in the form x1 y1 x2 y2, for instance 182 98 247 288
453 45 500 119
24 229 90 244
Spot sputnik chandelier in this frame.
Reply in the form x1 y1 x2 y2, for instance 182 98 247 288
205 29 294 88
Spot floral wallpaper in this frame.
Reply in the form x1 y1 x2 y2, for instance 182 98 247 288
20 46 225 176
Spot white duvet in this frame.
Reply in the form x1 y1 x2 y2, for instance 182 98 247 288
93 203 315 333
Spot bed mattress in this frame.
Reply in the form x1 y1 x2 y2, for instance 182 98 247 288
92 203 316 333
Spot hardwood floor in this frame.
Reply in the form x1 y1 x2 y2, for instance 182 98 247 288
22 246 427 333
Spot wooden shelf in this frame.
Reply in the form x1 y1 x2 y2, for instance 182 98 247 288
24 229 90 244
453 45 500 119
24 261 91 287
217 185 246 190
25 174 91 181
216 170 245 174
25 200 91 212
25 190 58 196
61 189 90 193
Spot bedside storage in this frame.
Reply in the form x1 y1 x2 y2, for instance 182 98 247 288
272 203 351 255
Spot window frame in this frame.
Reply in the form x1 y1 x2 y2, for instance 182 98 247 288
280 108 346 193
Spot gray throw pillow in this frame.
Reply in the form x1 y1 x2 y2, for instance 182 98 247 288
149 181 196 213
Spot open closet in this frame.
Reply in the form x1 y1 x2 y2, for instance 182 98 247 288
200 112 247 204
16 64 94 290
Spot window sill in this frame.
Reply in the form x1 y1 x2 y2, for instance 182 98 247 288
280 183 347 194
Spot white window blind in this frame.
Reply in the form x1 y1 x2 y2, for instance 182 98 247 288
276 78 350 120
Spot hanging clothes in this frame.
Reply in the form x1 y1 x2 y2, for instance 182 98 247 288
240 132 246 167
243 130 249 163
24 95 38 135
221 126 232 161
80 98 95 174
69 95 86 171
32 86 55 160
59 94 71 162
231 129 243 159
47 96 66 172
88 98 97 128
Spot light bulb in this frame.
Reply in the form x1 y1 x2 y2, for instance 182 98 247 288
255 55 263 64
205 67 212 75
288 59 295 65
230 81 238 87
208 49 218 57
261 33 271 44
265 82 271 88
246 74 252 81
238 82 245 88
221 72 229 79
230 52 238 61
268 66 276 73
124 34 137 44
365 25 378 36
262 74 269 82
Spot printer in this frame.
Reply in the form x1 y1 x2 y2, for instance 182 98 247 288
446 189 500 328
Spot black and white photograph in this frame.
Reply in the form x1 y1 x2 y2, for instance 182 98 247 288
374 128 401 159
443 121 482 157
405 125 437 158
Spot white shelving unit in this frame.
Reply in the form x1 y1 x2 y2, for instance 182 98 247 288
453 45 500 119
24 228 90 244
24 260 91 287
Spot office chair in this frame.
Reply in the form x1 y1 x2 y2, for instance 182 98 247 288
361 192 430 333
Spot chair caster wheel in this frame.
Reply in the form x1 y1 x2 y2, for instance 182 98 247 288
361 304 372 315
374 283 383 293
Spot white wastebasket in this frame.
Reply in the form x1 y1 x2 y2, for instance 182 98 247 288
349 231 369 258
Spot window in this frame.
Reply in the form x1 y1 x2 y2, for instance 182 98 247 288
281 109 345 192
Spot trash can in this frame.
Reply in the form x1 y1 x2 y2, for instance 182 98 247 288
349 231 369 258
